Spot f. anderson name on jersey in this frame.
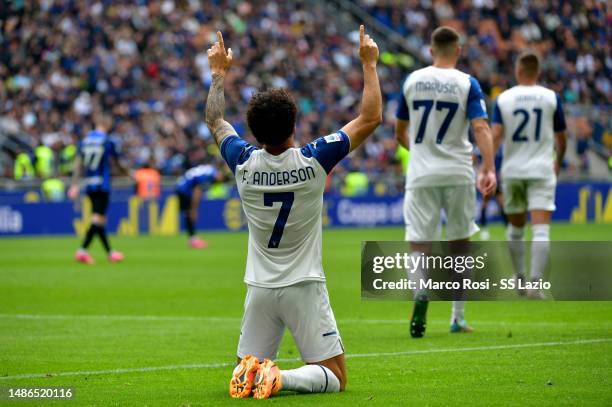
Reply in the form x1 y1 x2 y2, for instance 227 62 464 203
240 166 316 186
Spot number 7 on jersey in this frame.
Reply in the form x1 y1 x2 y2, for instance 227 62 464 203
263 192 294 248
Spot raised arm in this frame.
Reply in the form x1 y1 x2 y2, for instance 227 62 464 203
472 118 497 197
206 31 236 146
341 25 382 152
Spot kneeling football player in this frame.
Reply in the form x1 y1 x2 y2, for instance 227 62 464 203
204 28 382 398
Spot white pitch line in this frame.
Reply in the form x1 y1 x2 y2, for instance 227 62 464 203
0 338 609 381
0 313 607 327
0 313 242 323
345 338 612 359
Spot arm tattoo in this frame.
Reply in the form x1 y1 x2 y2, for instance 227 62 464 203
206 73 236 145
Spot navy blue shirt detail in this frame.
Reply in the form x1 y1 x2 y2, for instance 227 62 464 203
300 130 351 174
491 99 503 125
395 75 410 121
396 92 410 121
553 93 567 132
176 165 218 196
220 135 258 174
466 77 488 120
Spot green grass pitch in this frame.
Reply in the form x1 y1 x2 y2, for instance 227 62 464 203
1 224 611 406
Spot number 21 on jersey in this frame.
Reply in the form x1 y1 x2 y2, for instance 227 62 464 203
512 108 542 142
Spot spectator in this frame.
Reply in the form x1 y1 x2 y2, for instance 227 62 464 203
41 177 65 202
134 159 161 200
0 1 609 189
357 1 610 105
13 147 34 180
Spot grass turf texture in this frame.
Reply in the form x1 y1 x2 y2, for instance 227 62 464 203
1 224 611 406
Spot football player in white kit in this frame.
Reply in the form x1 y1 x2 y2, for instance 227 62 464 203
492 51 567 299
205 28 382 399
395 27 497 337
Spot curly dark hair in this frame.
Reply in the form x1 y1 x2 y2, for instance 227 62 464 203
246 88 297 147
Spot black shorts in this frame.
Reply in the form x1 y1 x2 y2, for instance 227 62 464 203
177 192 191 212
87 190 110 215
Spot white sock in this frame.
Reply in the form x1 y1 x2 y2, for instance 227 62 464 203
451 300 465 323
280 365 340 393
530 224 550 280
506 225 526 277
450 248 471 324
408 251 427 299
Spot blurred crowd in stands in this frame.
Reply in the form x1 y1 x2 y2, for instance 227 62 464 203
361 0 611 178
0 0 610 200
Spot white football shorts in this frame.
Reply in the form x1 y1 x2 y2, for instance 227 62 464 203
503 178 556 214
404 184 479 242
237 281 344 363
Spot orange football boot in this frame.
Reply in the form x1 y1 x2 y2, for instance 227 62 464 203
252 358 282 399
229 355 260 398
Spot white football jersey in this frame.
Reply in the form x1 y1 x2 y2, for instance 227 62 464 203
220 131 350 288
396 66 488 188
493 85 566 180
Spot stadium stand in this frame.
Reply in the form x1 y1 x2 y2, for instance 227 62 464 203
0 0 610 195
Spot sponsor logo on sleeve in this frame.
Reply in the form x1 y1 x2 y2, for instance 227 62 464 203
324 133 342 143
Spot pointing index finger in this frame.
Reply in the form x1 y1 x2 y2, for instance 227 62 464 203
359 25 364 46
217 31 225 51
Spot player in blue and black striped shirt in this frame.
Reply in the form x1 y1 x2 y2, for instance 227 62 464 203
68 115 130 264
